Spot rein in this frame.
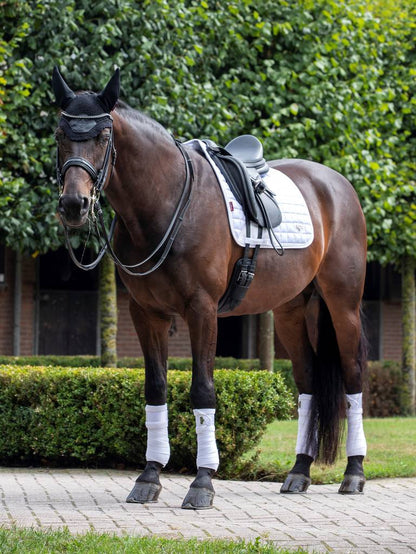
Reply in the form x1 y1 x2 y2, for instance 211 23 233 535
57 115 194 275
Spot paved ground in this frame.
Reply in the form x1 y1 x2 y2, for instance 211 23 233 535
0 469 415 553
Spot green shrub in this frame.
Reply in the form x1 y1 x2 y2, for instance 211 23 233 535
0 365 293 476
367 361 409 417
0 356 408 418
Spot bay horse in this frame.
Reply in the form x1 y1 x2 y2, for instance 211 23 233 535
52 67 368 509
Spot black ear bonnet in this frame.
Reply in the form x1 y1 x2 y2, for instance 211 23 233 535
53 66 120 141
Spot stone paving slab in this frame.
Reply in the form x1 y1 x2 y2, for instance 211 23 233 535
0 468 415 553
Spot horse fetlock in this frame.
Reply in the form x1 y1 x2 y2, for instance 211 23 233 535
290 453 314 477
137 460 163 484
344 455 365 476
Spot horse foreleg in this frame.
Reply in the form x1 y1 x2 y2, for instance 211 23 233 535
125 300 171 504
182 296 218 509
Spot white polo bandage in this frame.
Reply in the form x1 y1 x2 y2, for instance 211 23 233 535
295 394 318 459
145 404 170 467
346 393 367 457
194 408 219 471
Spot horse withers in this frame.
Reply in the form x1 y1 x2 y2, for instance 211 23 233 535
52 67 368 509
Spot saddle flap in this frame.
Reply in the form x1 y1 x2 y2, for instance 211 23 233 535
255 189 282 228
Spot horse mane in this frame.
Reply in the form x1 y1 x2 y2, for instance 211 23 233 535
115 99 171 141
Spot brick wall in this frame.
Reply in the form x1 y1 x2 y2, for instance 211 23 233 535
0 247 408 362
0 248 14 354
0 252 36 355
381 301 402 361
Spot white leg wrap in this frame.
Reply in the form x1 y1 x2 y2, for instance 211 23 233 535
145 404 170 467
194 408 219 471
346 393 367 457
295 394 318 459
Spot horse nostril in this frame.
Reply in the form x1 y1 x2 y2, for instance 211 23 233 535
58 194 90 220
81 196 90 213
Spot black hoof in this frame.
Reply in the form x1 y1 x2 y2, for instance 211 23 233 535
182 486 215 509
126 480 162 503
280 473 311 494
338 474 366 494
126 461 163 504
181 467 215 510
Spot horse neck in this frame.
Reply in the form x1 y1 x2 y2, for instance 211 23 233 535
106 112 185 245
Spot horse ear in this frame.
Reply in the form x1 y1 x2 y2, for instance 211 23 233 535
52 66 76 109
97 68 120 113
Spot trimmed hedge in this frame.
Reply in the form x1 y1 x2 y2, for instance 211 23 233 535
366 361 409 417
0 365 293 475
0 356 407 416
0 355 292 371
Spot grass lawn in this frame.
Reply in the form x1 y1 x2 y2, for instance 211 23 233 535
244 417 416 484
0 528 308 554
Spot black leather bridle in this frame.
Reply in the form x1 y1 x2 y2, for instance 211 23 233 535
56 112 194 275
56 111 116 197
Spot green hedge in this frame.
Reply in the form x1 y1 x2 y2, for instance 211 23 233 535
0 365 293 476
366 361 409 417
0 355 292 371
0 356 407 416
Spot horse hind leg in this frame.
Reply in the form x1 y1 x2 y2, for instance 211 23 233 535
315 278 367 494
273 294 316 494
339 332 367 494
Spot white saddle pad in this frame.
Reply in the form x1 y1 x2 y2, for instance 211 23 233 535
187 139 314 249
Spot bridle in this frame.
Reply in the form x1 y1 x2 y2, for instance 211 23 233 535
56 111 194 276
56 112 117 199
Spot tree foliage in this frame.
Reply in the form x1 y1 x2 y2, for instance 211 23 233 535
0 0 415 264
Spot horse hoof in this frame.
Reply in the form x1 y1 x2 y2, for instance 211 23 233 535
280 473 311 494
182 486 215 510
126 481 162 503
338 474 365 494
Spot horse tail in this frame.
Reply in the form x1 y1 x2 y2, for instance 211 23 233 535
308 296 345 465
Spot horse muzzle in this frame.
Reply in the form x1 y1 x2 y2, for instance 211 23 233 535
58 193 91 227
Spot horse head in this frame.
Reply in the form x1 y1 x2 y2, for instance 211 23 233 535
52 67 119 227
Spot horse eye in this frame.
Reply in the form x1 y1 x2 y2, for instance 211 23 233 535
98 131 110 145
55 129 64 143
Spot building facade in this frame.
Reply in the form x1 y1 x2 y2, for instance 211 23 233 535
0 246 405 360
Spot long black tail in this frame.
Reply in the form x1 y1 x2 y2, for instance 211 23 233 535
308 297 345 465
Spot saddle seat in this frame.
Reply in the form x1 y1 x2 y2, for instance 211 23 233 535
225 135 269 176
204 135 282 229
